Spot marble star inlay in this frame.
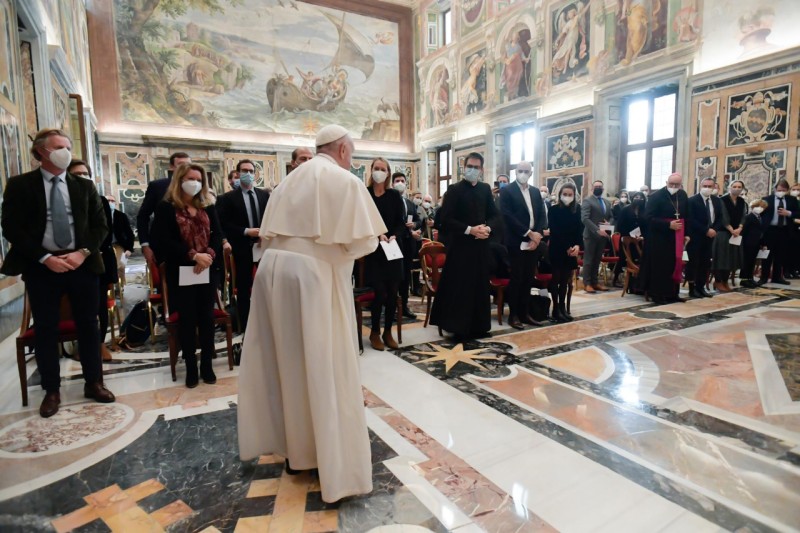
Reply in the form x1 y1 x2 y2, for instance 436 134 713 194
411 343 498 374
750 288 796 297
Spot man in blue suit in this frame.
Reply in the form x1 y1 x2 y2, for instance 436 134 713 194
759 179 799 285
686 177 724 298
499 161 547 329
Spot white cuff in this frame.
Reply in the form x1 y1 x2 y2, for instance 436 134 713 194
464 226 471 235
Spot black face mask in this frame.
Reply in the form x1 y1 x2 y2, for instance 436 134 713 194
594 187 604 196
632 199 645 208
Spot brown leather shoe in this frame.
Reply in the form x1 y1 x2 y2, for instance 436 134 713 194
521 315 546 327
100 344 113 362
593 285 609 292
714 281 731 293
584 285 596 294
382 331 399 350
40 391 61 418
369 332 385 351
84 382 116 403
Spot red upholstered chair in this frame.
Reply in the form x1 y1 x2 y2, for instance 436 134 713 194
145 258 163 337
15 291 78 406
418 242 446 333
353 257 402 352
620 236 643 298
158 264 234 381
599 233 621 285
489 277 510 325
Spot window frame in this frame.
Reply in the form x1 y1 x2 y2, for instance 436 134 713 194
441 9 452 47
436 145 452 199
507 123 536 180
620 86 678 191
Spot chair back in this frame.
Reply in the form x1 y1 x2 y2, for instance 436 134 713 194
158 263 172 318
621 236 642 271
223 252 237 305
19 290 73 336
611 232 621 256
146 258 161 294
419 242 446 292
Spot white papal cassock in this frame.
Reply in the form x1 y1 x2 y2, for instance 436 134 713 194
237 152 386 503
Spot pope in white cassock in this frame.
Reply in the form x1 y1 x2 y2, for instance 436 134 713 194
237 124 387 503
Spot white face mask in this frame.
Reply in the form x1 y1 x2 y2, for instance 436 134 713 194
711 189 719 196
791 190 800 197
775 191 787 199
700 187 713 197
47 147 72 170
109 202 116 210
372 170 387 184
620 197 628 204
464 167 480 183
422 201 431 209
730 188 742 196
182 180 202 197
667 186 681 196
752 207 764 215
516 170 531 183
540 190 548 199
393 182 406 194
561 195 574 205
413 197 422 205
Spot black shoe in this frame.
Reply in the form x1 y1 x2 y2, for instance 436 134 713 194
285 459 302 475
651 297 668 305
550 306 567 323
671 296 687 303
521 315 546 327
700 288 713 298
740 279 757 288
756 278 767 286
185 355 199 388
200 364 217 385
402 308 417 319
689 285 702 298
772 278 791 285
508 317 525 330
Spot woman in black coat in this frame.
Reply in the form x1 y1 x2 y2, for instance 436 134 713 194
364 157 406 351
151 163 223 388
547 183 583 322
740 199 766 288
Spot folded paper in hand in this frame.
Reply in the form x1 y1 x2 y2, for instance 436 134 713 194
757 249 770 259
179 266 210 286
600 224 614 233
380 239 403 261
629 227 641 238
252 242 264 262
728 235 742 246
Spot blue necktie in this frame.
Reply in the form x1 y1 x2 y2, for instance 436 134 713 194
600 198 606 216
51 177 71 248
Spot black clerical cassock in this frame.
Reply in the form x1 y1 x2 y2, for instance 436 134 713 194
639 187 689 302
430 179 498 337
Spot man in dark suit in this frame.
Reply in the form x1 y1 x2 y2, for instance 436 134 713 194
137 152 191 265
1 128 115 417
581 180 614 293
104 195 135 289
391 171 421 319
499 161 547 329
759 179 799 285
218 159 270 330
686 177 725 298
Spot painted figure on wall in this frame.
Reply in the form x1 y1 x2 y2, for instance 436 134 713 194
0 0 17 104
551 2 591 85
430 65 451 126
112 0 401 142
616 0 666 66
500 27 532 102
461 51 487 115
737 7 778 59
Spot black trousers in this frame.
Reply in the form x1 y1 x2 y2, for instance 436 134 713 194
233 249 255 330
173 279 216 361
741 244 759 280
508 247 539 319
97 282 109 343
24 263 102 392
686 235 713 286
762 226 789 281
370 279 399 333
398 257 412 309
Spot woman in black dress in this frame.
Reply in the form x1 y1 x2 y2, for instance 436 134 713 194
364 157 406 351
712 180 746 291
547 183 583 322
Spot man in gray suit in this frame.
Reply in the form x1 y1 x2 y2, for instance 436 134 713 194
581 180 613 293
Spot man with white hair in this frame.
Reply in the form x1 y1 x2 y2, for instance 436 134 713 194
237 125 386 503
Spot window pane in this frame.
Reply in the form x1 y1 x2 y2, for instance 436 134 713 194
438 150 448 177
523 127 536 163
651 145 674 189
439 178 449 197
627 99 649 145
626 149 646 191
443 11 452 46
653 93 676 141
509 131 523 165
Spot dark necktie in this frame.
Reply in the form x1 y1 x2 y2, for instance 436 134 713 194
779 198 786 226
51 177 71 248
705 198 712 226
599 198 606 216
247 190 258 229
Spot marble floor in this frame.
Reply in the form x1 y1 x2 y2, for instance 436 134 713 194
1 273 799 532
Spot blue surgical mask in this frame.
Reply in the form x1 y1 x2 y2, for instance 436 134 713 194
464 167 480 183
498 182 508 189
239 172 254 187
232 179 241 189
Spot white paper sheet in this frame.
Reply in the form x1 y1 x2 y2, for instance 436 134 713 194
119 253 128 266
600 224 615 234
629 227 641 238
682 251 689 262
407 215 413 224
757 249 770 259
252 242 264 262
728 235 742 246
380 239 403 261
179 266 210 286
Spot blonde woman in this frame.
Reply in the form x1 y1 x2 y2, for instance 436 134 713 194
151 163 223 388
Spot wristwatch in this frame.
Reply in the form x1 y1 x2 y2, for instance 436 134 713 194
79 248 91 257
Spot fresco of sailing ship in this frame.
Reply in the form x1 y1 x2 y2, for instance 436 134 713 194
267 12 375 113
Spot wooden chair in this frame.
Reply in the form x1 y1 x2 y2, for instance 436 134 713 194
106 283 122 347
419 242 446 332
15 291 78 407
620 237 643 298
489 277 510 325
158 264 234 381
145 258 163 338
223 252 241 331
353 258 402 352
600 233 622 285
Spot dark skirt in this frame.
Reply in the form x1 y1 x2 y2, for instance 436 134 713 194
365 242 404 285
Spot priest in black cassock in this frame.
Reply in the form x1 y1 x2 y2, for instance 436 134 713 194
431 152 498 339
639 172 690 304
